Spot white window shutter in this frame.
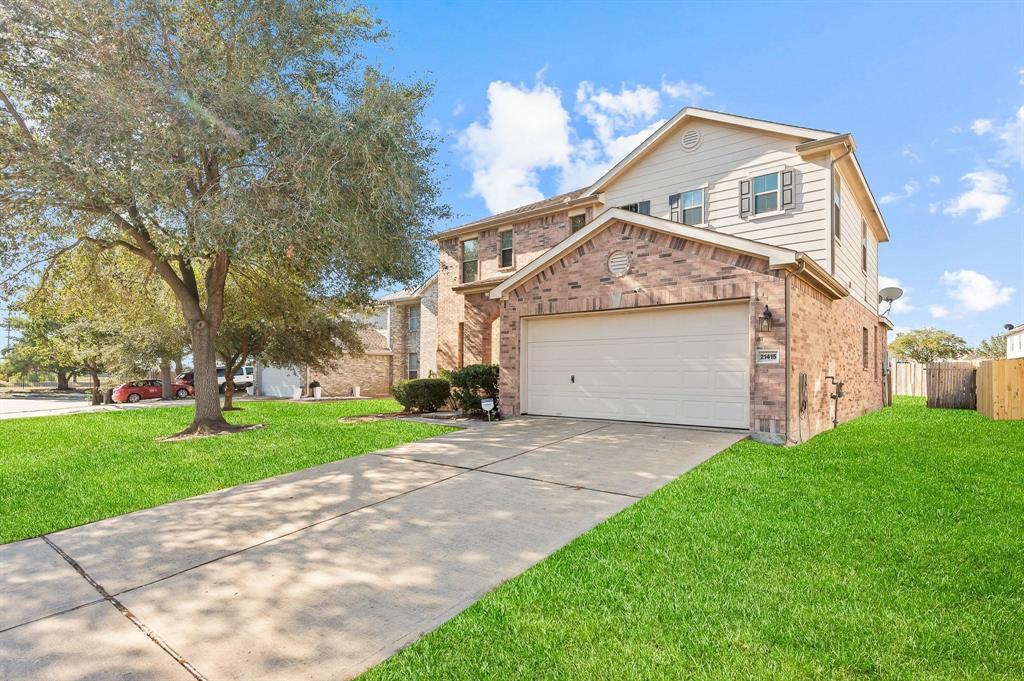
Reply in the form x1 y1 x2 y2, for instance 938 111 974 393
781 169 795 209
739 179 751 217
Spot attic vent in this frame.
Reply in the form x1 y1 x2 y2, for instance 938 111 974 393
680 129 703 151
607 250 630 276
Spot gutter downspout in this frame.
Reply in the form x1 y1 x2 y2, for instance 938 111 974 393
829 143 854 276
785 260 806 445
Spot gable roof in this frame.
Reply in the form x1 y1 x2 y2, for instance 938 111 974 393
490 208 803 300
379 272 438 303
582 108 837 196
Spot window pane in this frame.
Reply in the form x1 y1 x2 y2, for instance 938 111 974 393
461 239 477 260
462 260 478 283
754 173 778 194
570 214 586 232
500 231 512 249
754 193 777 214
682 189 703 209
500 248 513 268
682 206 703 225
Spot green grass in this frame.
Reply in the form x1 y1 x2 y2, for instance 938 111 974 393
362 398 1024 680
0 399 454 544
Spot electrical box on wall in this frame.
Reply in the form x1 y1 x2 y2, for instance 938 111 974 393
756 348 780 365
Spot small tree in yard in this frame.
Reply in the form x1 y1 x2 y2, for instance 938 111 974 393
889 328 971 363
1 313 80 390
216 268 364 410
0 0 446 436
974 333 1007 359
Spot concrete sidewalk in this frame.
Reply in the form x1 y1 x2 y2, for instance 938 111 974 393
1 417 743 681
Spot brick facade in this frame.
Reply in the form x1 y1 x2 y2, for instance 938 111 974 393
309 353 392 397
497 220 789 441
788 276 887 441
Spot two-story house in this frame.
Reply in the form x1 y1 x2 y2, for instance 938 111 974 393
428 108 892 443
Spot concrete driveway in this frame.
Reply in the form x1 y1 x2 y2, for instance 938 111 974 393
1 417 743 681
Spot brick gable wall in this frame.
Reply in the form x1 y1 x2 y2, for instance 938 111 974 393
496 220 789 441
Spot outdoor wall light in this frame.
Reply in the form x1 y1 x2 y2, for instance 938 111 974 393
758 306 773 333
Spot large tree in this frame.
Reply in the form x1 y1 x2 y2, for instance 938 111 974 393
889 328 971 363
1 0 446 435
974 333 1007 359
0 313 80 389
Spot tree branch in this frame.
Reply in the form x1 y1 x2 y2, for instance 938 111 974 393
0 87 37 148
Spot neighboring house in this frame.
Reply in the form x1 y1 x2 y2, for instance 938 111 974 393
428 107 892 444
308 326 395 397
1005 323 1024 359
380 273 439 381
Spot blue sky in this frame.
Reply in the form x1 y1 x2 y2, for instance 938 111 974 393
369 0 1023 345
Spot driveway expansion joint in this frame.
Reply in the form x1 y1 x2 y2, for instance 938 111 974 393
39 535 210 681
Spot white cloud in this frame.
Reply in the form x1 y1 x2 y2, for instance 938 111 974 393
929 175 941 184
929 304 949 319
950 124 962 133
879 179 920 204
660 78 712 103
451 100 464 117
971 119 993 135
878 275 915 314
458 79 572 212
901 145 923 162
459 76 713 210
941 270 1015 312
928 202 939 214
944 170 1011 223
1019 66 1024 86
972 105 1024 168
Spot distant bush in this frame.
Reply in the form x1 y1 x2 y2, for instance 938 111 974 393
392 378 451 413
447 364 499 414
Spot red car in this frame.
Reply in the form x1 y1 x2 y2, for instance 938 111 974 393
112 379 194 403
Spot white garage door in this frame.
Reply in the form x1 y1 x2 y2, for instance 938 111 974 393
524 303 750 429
258 365 303 397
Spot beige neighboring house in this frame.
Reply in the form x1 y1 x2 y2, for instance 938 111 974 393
425 107 894 444
307 326 395 397
1005 323 1024 359
379 273 439 381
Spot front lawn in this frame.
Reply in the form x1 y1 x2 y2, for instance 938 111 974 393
0 399 454 544
363 398 1024 680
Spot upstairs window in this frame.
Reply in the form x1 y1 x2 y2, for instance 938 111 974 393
461 238 478 283
861 220 868 271
499 230 513 268
682 188 704 225
833 172 842 241
753 173 779 214
408 305 420 332
619 200 651 215
570 214 586 233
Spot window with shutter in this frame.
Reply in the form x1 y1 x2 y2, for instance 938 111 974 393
682 188 704 225
619 201 651 215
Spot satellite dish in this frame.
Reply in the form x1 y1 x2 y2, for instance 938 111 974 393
878 286 904 303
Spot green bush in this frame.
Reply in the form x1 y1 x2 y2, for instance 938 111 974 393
447 364 499 414
392 378 451 413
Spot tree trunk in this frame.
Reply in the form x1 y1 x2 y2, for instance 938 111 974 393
223 372 236 411
160 359 172 399
55 369 71 391
178 318 234 435
173 356 183 375
89 370 101 405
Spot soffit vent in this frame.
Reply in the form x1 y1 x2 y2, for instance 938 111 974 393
680 128 703 152
608 250 630 276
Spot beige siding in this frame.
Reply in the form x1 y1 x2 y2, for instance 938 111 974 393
600 120 831 264
833 166 879 312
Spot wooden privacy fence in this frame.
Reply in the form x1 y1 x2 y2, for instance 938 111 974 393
977 359 1024 420
890 360 927 397
926 361 980 410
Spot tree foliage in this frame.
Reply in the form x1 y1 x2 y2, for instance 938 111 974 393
974 333 1007 359
889 328 971 363
1 0 448 435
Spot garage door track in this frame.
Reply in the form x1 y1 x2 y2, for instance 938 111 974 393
1 417 743 681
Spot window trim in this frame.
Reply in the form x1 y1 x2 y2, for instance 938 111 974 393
752 171 781 216
680 185 707 226
569 212 587 234
460 237 479 284
498 229 514 270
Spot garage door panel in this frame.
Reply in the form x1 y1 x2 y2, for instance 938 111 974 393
525 304 750 429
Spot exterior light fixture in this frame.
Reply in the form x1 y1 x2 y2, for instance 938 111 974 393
758 306 773 333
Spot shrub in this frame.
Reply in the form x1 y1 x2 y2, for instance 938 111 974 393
447 364 499 414
392 378 451 413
